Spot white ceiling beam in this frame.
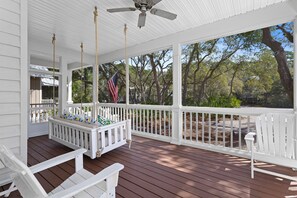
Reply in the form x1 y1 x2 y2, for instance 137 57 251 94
30 56 60 68
67 62 93 70
100 2 296 64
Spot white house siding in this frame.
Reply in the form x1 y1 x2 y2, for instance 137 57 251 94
0 0 27 161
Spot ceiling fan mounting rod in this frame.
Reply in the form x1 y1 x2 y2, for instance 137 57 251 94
135 3 152 11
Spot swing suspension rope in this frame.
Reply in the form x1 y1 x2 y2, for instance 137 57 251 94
52 34 56 117
93 6 99 116
80 43 84 115
124 24 129 119
124 24 127 59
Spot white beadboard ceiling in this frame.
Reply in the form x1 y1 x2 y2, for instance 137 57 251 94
28 0 288 57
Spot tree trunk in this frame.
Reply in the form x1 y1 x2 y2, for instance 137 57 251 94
262 28 293 104
229 65 239 98
148 54 162 104
182 43 198 104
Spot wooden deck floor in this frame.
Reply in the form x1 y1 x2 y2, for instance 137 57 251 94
5 135 297 197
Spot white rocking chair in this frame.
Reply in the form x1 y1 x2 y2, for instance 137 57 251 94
0 145 124 198
245 113 297 181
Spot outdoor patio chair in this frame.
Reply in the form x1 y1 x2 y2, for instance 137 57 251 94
0 145 124 197
0 165 17 197
245 113 297 181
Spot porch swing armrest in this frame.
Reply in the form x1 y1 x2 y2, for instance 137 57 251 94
30 148 87 173
244 132 256 142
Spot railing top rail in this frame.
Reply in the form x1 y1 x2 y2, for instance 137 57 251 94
97 103 171 111
181 106 293 115
127 104 171 111
67 103 94 107
98 103 126 108
30 103 55 106
67 103 293 116
30 106 57 111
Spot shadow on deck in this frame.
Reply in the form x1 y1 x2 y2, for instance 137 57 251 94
5 135 297 197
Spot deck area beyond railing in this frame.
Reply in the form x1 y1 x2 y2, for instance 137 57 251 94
4 135 297 197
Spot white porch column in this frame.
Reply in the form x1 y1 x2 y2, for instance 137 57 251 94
59 57 68 116
293 17 297 159
171 43 182 145
67 69 73 104
293 18 297 111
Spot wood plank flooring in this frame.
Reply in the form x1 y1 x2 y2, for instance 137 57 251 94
4 135 297 197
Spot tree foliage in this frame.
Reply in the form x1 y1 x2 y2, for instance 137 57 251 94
72 22 293 108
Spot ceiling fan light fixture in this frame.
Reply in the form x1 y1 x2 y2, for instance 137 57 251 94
138 12 146 28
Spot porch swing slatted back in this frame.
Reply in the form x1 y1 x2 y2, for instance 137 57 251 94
256 113 295 158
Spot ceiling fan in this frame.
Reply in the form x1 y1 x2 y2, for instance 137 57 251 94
107 0 177 28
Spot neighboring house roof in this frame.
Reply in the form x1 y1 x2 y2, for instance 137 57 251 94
41 78 59 86
30 65 59 86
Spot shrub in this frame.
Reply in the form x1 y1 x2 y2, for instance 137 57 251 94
202 96 241 108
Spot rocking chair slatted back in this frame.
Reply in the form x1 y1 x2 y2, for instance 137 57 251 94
256 113 295 158
0 145 47 198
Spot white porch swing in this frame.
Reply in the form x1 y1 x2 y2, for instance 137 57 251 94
48 7 132 159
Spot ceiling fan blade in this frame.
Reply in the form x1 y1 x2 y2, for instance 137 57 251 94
138 12 146 28
151 0 162 6
107 7 137 13
150 8 177 20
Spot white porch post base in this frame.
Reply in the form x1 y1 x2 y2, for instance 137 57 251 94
171 107 182 145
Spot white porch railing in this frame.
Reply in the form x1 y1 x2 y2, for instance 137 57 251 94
29 103 58 123
66 103 94 117
97 103 126 122
67 103 173 141
126 104 172 141
181 107 293 156
66 103 293 157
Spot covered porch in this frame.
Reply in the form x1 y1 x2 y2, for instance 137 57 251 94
25 0 297 196
5 135 297 197
2 0 297 197
27 0 297 152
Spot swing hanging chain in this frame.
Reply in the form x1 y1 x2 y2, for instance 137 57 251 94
52 33 56 117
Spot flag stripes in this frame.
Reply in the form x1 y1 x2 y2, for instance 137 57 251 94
108 72 118 103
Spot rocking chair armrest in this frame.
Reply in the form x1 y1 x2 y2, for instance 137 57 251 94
30 148 87 173
48 163 124 198
244 132 256 142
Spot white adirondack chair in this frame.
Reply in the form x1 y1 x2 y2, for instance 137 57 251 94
0 166 17 197
0 145 124 198
245 113 297 181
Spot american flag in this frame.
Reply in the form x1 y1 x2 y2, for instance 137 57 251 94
108 72 118 103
